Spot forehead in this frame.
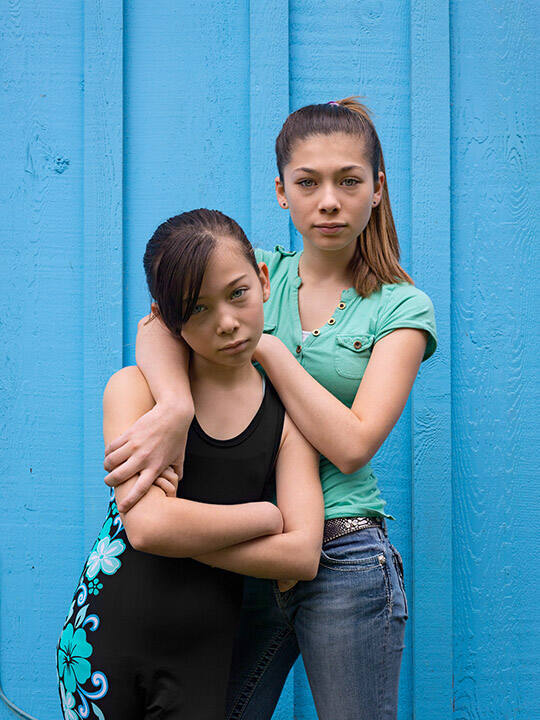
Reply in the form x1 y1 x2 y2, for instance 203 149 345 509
198 240 253 296
287 132 368 172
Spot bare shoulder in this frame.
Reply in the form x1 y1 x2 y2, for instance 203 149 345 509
103 365 155 416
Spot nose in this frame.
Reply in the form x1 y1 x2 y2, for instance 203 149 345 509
216 306 240 335
318 183 340 213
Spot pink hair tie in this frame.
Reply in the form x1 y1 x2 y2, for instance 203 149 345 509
327 101 340 106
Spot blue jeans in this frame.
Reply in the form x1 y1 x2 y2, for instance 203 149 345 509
225 523 408 720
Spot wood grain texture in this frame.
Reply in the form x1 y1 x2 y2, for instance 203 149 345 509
410 0 453 718
450 1 538 718
82 0 124 561
0 3 85 718
249 0 290 252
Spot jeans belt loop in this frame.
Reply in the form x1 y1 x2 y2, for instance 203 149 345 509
323 516 384 545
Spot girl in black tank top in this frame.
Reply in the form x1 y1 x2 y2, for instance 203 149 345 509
57 210 324 720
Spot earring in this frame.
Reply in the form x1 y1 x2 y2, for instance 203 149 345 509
282 202 288 208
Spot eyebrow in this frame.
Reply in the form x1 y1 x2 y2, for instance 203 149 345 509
293 165 365 174
196 274 248 299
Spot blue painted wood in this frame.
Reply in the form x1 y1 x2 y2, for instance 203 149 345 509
450 1 539 718
82 0 124 557
0 2 537 718
0 3 85 719
249 0 290 251
410 1 453 718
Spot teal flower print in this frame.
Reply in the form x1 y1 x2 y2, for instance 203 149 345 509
86 536 126 581
60 681 79 720
57 623 93 693
88 578 103 595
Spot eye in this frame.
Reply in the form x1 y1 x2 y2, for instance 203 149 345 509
298 178 315 187
231 287 247 299
190 304 206 316
342 178 360 186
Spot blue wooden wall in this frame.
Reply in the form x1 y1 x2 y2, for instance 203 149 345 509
0 1 537 718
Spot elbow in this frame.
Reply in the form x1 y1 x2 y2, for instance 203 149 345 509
337 451 370 476
125 524 154 554
303 558 320 581
125 526 147 553
295 544 322 581
125 520 185 557
298 555 320 581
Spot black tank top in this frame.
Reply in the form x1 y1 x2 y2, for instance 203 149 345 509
65 373 285 668
179 374 284 506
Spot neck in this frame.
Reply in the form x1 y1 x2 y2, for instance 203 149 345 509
189 353 259 391
299 239 356 286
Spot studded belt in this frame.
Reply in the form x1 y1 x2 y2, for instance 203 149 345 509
323 516 384 544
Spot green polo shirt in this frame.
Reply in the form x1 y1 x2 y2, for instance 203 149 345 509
255 244 438 521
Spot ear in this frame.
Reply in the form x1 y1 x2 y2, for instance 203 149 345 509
257 262 271 303
372 171 385 207
275 176 288 208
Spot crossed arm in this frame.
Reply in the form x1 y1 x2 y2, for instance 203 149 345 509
104 365 323 581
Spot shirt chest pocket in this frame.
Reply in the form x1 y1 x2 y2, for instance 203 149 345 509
334 333 375 379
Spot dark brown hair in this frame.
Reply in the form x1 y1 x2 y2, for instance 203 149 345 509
275 96 413 297
143 208 259 337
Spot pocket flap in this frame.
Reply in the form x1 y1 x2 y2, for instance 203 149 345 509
336 334 374 352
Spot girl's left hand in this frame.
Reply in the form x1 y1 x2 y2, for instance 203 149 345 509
277 579 298 593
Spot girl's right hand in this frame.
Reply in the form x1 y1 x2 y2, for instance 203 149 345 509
103 400 194 512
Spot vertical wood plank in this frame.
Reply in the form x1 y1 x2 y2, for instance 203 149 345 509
450 2 538 717
410 0 452 717
249 0 290 251
83 0 124 551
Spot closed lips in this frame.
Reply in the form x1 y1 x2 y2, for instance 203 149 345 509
221 340 247 350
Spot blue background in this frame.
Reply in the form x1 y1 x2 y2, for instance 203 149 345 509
0 1 538 718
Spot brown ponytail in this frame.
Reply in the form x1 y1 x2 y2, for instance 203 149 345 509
275 96 413 297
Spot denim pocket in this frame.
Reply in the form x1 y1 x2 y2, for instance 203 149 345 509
320 528 387 570
389 543 408 618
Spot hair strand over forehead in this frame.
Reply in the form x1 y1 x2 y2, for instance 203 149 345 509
143 209 259 337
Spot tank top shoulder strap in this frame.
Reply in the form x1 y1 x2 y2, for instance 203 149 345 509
253 374 286 491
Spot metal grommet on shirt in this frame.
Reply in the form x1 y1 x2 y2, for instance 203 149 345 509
328 317 336 325
353 340 362 349
295 345 302 354
312 329 320 336
338 302 346 310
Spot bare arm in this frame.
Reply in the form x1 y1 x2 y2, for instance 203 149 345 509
254 328 428 474
193 413 324 581
104 366 283 556
103 313 195 510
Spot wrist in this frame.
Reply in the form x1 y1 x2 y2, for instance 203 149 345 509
157 395 194 418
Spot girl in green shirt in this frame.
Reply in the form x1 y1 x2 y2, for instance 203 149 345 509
104 97 437 719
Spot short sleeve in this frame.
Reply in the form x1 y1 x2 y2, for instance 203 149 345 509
375 283 437 361
254 247 275 265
